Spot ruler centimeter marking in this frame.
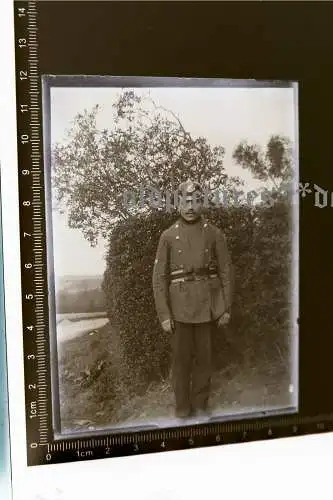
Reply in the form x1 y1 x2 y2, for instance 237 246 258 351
15 0 50 459
28 2 49 451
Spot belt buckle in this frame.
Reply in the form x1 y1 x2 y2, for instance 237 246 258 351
186 274 195 282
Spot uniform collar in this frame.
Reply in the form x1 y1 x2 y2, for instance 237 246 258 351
178 216 204 227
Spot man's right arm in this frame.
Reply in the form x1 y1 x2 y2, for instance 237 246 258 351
152 232 172 326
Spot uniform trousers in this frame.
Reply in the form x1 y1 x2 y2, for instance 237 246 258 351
172 321 212 416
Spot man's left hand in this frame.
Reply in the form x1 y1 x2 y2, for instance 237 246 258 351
217 312 231 328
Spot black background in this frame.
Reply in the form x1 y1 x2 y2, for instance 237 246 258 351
37 0 333 418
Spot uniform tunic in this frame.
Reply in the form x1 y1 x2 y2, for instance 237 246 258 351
152 217 232 324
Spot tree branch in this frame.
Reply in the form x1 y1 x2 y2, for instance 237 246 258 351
144 96 204 156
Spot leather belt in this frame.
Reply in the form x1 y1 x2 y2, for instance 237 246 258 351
170 268 217 277
170 273 218 283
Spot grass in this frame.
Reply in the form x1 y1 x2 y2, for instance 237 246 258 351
58 322 292 433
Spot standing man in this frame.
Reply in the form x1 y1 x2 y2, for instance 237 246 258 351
152 179 233 419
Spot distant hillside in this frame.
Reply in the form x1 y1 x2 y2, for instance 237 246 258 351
56 275 106 314
56 275 103 294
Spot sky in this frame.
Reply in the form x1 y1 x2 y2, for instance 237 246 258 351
50 84 298 278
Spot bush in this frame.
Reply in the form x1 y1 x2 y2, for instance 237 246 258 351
102 201 292 394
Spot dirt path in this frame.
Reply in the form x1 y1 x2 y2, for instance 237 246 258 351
57 318 109 343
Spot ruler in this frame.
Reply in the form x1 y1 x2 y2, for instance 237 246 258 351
15 0 52 464
13 0 333 468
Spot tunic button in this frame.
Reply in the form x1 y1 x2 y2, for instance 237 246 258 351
178 249 182 254
203 223 207 228
175 224 179 228
205 249 208 253
176 235 180 240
